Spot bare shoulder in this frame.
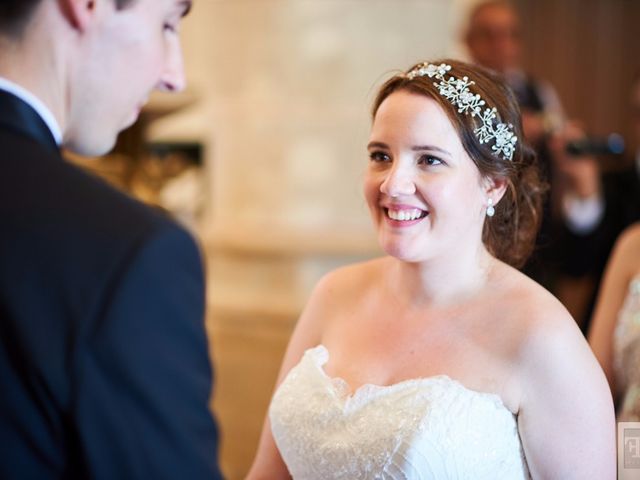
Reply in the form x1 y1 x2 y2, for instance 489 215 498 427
610 222 640 271
618 221 640 249
297 257 386 336
488 262 590 382
517 293 585 370
492 267 616 477
491 263 606 396
310 256 386 305
491 261 575 338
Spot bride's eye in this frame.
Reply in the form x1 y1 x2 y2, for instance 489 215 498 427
418 155 443 166
369 151 391 163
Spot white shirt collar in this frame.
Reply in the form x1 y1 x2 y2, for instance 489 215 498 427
0 76 62 145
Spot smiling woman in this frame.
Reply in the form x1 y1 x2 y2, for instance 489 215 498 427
248 58 616 479
370 59 546 268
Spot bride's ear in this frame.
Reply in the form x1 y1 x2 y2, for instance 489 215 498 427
483 175 508 204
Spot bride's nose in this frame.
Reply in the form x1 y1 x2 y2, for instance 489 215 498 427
380 163 416 197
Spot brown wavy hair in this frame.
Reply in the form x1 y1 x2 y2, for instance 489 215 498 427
372 59 547 268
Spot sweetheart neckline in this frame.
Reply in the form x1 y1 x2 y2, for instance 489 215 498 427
307 344 517 415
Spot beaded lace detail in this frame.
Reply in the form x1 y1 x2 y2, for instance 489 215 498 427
614 275 640 421
269 345 530 479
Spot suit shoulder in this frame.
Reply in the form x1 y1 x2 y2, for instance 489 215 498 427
0 144 196 291
1 135 173 239
47 155 183 248
61 160 172 230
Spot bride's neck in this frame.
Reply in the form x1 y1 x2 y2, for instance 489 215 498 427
388 246 494 307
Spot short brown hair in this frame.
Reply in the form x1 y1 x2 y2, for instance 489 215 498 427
372 59 547 268
0 0 137 39
0 0 41 37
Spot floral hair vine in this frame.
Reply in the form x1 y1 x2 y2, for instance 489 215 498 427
405 62 518 161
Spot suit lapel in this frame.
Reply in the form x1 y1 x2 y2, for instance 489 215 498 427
0 89 59 153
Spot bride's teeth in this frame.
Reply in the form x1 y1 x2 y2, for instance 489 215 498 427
387 209 425 221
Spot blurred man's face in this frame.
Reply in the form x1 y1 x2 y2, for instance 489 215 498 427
466 5 521 73
64 0 191 156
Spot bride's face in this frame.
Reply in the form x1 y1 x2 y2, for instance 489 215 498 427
364 90 489 263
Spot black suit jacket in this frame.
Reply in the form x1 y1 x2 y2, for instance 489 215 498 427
560 164 640 279
0 90 223 479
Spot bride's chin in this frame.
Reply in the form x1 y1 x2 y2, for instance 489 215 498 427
379 241 422 263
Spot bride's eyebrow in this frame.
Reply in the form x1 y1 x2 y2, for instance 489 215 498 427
411 145 451 157
367 141 389 150
366 141 451 158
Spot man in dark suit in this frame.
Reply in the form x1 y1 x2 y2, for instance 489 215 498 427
0 0 223 478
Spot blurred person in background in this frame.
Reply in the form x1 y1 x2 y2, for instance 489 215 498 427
465 0 565 294
464 0 565 160
464 0 633 332
589 222 640 421
553 75 640 333
592 83 640 416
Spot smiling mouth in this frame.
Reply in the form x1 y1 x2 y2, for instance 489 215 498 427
384 208 429 222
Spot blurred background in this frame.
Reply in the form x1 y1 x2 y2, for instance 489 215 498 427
68 0 640 477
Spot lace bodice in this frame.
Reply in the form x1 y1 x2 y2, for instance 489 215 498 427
269 345 530 479
614 274 640 420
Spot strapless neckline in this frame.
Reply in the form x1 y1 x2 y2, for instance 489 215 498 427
311 344 515 415
269 344 530 479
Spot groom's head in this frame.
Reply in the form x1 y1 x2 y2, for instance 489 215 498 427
0 0 191 156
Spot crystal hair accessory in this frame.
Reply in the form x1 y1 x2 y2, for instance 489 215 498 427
405 62 518 161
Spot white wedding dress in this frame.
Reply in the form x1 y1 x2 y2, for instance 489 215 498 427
269 345 530 479
614 274 640 421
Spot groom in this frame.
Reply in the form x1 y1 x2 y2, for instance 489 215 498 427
0 0 222 478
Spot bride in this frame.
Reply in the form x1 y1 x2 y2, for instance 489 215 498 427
247 60 615 479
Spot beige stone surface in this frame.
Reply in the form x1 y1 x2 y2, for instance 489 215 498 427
152 0 454 232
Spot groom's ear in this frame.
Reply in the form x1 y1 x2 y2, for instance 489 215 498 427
58 0 99 32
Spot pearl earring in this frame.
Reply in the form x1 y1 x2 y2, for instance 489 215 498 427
486 198 495 217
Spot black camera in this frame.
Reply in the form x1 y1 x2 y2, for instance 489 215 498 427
565 133 625 156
